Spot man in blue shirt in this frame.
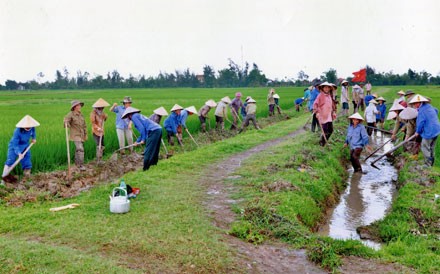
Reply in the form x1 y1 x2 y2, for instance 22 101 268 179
110 96 134 154
344 113 370 173
410 94 440 166
164 104 183 146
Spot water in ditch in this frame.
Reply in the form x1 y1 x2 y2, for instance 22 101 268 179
320 132 398 249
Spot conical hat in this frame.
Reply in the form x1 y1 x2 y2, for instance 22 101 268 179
319 81 336 90
247 98 256 103
369 99 378 105
205 99 217 108
16 115 40 128
399 107 418 120
352 84 360 89
221 96 232 104
397 90 405 95
376 97 386 102
372 93 378 98
121 107 141 119
92 98 110 108
387 111 397 120
273 94 280 99
170 104 183 111
389 100 405 111
185 106 198 115
153 106 168 116
348 113 364 121
408 94 429 104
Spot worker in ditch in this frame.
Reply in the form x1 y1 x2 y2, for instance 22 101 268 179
122 107 162 171
90 98 110 162
375 97 387 130
2 115 40 184
198 99 217 132
164 104 184 146
149 106 168 124
238 98 260 133
110 96 134 154
64 100 87 171
214 96 231 130
230 92 244 130
344 113 371 173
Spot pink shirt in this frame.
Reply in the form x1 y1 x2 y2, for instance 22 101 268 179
313 92 334 124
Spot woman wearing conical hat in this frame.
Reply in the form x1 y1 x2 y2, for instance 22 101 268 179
2 115 40 182
198 100 216 132
110 96 134 154
149 107 168 124
267 88 276 116
214 97 231 130
313 82 337 146
90 98 110 162
344 113 370 173
64 100 87 171
164 104 184 146
375 97 387 130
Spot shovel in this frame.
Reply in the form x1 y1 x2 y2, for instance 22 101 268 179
2 143 34 183
185 128 199 148
303 113 314 130
364 131 403 161
110 143 139 161
370 134 417 169
161 138 172 158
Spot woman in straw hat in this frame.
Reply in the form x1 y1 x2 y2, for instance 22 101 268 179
2 115 40 182
409 94 440 166
238 98 260 133
110 96 134 154
267 88 276 116
64 100 87 171
179 106 198 131
164 104 184 146
375 97 387 130
214 96 231 130
344 113 371 173
90 98 110 162
199 99 216 132
340 80 350 115
149 107 168 124
364 99 379 136
121 107 162 171
313 82 337 146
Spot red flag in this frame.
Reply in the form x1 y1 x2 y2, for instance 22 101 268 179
352 68 366 82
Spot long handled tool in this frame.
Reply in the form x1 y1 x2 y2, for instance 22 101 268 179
65 123 71 180
303 113 314 130
160 138 172 158
319 123 328 146
371 134 417 169
2 143 34 183
364 131 403 161
98 123 104 162
185 128 199 147
231 108 242 123
110 143 139 161
365 125 392 135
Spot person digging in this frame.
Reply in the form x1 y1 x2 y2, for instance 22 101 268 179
90 98 110 163
343 113 371 173
2 115 40 184
64 100 87 171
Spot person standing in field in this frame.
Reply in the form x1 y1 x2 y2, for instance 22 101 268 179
241 96 250 119
149 107 168 124
273 93 282 114
365 81 372 95
344 113 371 173
364 92 376 108
198 99 217 132
351 84 360 113
364 99 379 136
267 88 276 116
409 94 440 166
2 115 40 183
239 98 260 133
64 100 87 171
122 107 162 171
375 97 387 130
340 80 350 115
313 82 337 146
164 104 184 146
179 106 198 135
215 96 231 130
110 96 134 154
230 92 244 130
309 82 320 132
90 98 110 162
294 97 305 112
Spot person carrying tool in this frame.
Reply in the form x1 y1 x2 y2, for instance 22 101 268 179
149 106 168 124
409 94 440 166
239 98 260 133
267 88 276 116
2 115 40 184
180 106 198 131
198 99 216 132
230 92 244 130
215 96 231 130
343 113 370 173
64 100 87 171
164 104 184 146
364 99 379 136
313 82 337 146
90 98 109 162
110 96 134 154
122 107 162 171
375 97 387 130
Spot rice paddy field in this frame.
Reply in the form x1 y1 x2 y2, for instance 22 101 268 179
0 87 302 173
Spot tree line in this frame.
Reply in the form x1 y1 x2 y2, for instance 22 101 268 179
1 61 440 91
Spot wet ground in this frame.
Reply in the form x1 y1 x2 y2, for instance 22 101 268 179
320 132 398 249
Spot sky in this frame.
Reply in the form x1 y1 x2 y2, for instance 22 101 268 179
1 0 439 83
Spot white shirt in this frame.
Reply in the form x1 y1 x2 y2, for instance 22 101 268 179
365 103 378 123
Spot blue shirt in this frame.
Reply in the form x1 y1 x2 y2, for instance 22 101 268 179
345 124 369 149
241 102 248 117
416 103 440 139
112 105 130 129
9 127 36 155
179 110 189 129
364 95 374 106
309 88 319 111
376 103 386 120
295 98 304 105
131 113 161 143
164 111 180 134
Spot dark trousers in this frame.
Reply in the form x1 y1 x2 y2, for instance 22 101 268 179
143 129 162 171
311 113 318 132
350 148 363 172
367 122 375 136
319 122 333 146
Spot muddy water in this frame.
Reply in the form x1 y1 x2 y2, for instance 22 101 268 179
320 133 398 249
